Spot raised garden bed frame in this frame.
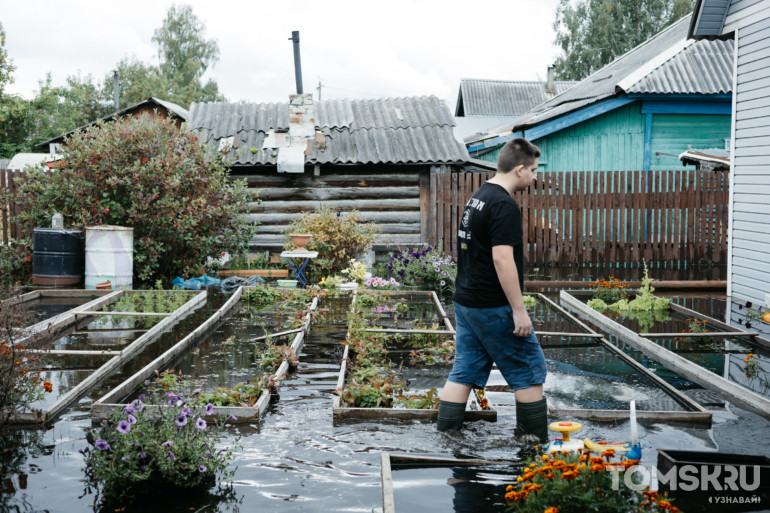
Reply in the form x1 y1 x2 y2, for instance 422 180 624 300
333 289 496 422
532 294 712 424
5 289 206 424
560 289 770 420
92 287 319 423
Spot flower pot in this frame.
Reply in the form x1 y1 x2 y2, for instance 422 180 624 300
276 279 298 289
289 233 312 252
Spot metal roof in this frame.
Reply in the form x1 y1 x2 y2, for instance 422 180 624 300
456 79 577 117
473 14 734 139
679 147 730 170
188 96 470 166
626 38 734 94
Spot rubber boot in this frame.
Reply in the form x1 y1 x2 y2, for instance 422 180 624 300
515 397 548 443
437 400 466 432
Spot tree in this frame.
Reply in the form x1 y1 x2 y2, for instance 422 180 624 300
552 0 693 81
103 5 225 109
0 22 14 96
7 115 257 285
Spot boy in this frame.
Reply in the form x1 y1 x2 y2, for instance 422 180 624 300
437 138 547 442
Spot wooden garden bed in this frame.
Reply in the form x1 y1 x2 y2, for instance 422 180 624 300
485 294 712 424
6 289 206 424
560 290 770 420
333 290 496 422
217 269 288 278
92 287 319 423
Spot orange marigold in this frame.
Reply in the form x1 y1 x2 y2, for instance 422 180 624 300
544 508 559 513
43 381 53 393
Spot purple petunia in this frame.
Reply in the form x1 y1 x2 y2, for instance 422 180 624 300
117 420 131 434
161 440 173 447
133 399 144 412
164 392 174 397
206 403 214 415
95 439 110 451
196 418 207 430
78 447 89 455
124 405 135 415
205 450 212 457
181 406 192 418
127 414 137 425
140 451 146 458
229 414 238 422
175 414 187 427
198 465 207 472
168 451 176 461
122 455 131 461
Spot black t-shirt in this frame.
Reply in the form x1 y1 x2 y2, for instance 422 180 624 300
453 182 524 308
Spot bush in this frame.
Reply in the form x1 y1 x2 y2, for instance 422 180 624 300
82 388 234 503
5 115 257 286
285 205 378 277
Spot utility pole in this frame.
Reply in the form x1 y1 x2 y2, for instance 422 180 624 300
316 79 322 101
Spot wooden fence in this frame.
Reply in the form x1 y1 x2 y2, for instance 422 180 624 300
429 169 730 267
1 169 27 244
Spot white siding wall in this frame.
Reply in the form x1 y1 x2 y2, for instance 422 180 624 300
731 7 770 304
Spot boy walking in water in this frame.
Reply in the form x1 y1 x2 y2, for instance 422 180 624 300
437 138 548 442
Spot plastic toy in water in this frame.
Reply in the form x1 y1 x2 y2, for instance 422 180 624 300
626 399 642 460
546 421 584 453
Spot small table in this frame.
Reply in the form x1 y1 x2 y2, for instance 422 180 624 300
280 250 318 288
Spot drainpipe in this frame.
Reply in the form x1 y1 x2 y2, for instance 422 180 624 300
113 71 119 113
289 31 303 94
546 65 556 96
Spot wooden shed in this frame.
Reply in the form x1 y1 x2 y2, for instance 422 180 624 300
187 95 470 252
37 97 189 154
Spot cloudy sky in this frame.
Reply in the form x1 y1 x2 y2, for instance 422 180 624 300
2 0 562 111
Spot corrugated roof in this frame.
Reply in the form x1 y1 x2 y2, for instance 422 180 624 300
456 79 577 116
188 96 470 166
627 38 734 94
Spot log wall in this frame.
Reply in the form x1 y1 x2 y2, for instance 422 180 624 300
236 165 446 250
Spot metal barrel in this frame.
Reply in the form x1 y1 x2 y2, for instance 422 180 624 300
32 228 84 287
85 225 134 290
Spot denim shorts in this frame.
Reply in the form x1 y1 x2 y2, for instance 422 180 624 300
448 301 547 391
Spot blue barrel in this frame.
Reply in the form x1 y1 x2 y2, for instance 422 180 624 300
32 228 84 286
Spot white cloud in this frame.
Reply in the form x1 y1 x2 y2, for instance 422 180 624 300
1 0 561 111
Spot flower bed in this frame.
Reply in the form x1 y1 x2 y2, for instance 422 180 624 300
333 290 496 422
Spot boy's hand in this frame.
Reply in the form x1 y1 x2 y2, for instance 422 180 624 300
512 307 533 337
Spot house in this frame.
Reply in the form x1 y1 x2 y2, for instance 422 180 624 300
466 15 734 172
187 94 470 252
690 0 770 307
38 97 189 154
454 68 576 142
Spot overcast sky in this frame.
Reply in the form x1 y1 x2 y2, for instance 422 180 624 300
2 0 562 112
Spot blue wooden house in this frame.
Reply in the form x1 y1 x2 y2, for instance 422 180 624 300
467 15 734 173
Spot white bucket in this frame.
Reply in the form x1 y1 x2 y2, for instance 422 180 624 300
85 225 134 290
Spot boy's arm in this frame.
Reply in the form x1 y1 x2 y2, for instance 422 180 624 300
492 244 532 336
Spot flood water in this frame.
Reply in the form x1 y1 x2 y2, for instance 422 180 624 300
2 286 770 513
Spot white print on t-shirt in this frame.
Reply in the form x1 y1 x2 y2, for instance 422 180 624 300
467 198 485 211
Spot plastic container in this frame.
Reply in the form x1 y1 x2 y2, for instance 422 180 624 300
276 279 298 289
32 228 84 286
85 225 134 290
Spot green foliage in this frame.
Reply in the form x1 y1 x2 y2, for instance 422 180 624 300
0 22 13 96
82 389 233 503
286 205 379 277
5 115 256 285
591 277 629 304
385 242 457 294
107 286 190 328
0 94 33 158
0 239 31 285
338 380 396 408
553 0 693 80
394 388 440 409
103 5 225 108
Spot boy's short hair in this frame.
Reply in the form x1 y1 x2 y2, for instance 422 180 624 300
497 138 541 173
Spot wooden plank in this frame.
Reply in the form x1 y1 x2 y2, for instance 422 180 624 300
549 406 711 424
248 198 420 213
365 328 455 335
218 269 288 278
420 172 430 242
429 172 437 246
443 171 451 255
381 453 395 513
1 169 8 244
254 185 419 202
643 331 759 338
243 173 420 188
27 349 120 356
73 310 172 317
249 327 304 342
